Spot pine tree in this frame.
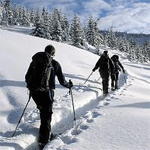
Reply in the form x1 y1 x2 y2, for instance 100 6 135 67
141 40 150 62
3 0 13 25
86 17 103 50
31 8 44 38
41 7 51 39
28 7 35 25
21 7 30 26
128 39 136 61
0 0 3 24
70 13 84 47
51 8 63 42
52 18 62 42
61 14 70 41
86 17 95 46
107 28 117 49
12 4 19 25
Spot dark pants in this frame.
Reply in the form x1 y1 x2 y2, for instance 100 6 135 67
31 89 53 144
111 73 119 89
100 70 109 95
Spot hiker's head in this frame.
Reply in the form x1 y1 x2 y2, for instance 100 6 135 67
114 55 119 60
103 51 108 56
45 45 56 56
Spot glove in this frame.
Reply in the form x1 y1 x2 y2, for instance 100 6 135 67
68 80 73 88
92 68 96 72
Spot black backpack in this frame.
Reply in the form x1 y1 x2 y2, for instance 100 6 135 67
111 55 121 73
113 61 121 73
25 52 52 91
99 55 110 71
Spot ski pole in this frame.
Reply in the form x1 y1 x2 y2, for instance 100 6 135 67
12 93 31 137
83 71 93 84
69 80 76 128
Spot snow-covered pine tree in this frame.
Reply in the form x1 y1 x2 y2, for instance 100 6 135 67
86 17 95 46
21 7 30 26
0 0 3 24
51 8 63 42
140 40 150 62
117 36 128 52
86 17 103 51
12 4 19 25
31 8 44 38
128 39 136 61
41 7 51 39
107 28 117 49
61 14 70 42
70 13 84 48
3 0 13 25
28 7 35 26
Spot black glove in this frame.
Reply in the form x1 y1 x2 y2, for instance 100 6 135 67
92 68 96 72
68 80 73 88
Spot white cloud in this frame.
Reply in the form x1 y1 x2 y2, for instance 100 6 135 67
98 2 150 33
83 0 111 14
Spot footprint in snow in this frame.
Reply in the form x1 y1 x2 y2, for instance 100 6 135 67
61 136 78 144
71 129 82 135
79 125 89 130
104 102 110 106
86 118 94 123
92 111 101 118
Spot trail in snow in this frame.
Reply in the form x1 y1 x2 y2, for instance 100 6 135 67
42 74 131 150
21 73 128 150
1 28 149 150
0 72 128 150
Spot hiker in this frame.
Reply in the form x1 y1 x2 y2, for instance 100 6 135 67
111 55 125 90
92 51 114 96
25 45 73 149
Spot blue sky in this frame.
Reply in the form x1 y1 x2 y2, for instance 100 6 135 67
12 0 150 34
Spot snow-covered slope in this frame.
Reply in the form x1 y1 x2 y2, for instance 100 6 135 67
0 28 150 150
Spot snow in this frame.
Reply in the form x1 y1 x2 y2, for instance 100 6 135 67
0 27 150 150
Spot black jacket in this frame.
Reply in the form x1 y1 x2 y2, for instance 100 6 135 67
49 59 70 89
93 54 114 74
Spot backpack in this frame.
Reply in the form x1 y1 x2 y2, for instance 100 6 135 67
111 55 121 73
113 61 121 73
25 52 52 91
99 55 110 71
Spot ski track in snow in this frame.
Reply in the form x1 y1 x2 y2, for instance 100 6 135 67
43 74 132 150
0 72 129 150
7 73 129 150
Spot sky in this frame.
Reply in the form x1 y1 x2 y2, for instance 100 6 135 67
11 0 150 34
0 26 150 150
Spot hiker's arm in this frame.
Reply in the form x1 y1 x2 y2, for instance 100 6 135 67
92 59 100 71
118 61 125 73
53 60 72 88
